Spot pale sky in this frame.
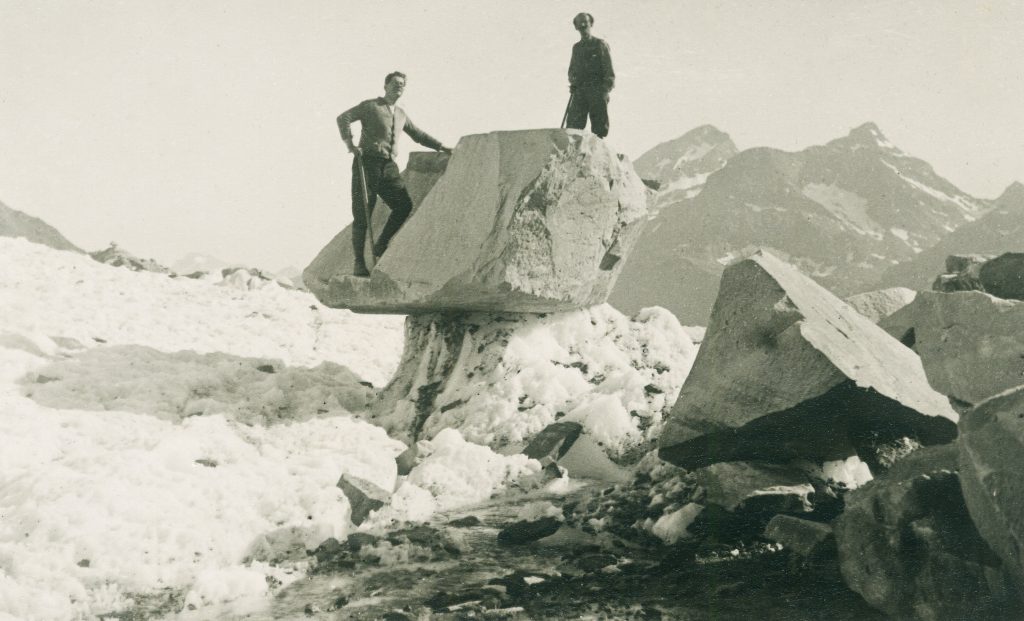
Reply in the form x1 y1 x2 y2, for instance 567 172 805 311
2 1 1022 271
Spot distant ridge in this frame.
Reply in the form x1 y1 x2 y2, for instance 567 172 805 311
0 199 83 253
611 122 991 325
879 180 1024 290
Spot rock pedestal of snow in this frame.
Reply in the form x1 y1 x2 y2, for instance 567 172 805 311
304 129 649 314
880 290 1024 407
368 305 696 458
658 251 958 470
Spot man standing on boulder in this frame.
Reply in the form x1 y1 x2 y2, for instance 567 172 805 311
338 71 452 276
566 12 615 138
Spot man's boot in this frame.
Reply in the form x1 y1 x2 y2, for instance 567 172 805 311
353 257 370 277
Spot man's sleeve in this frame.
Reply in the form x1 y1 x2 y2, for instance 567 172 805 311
403 116 443 151
337 101 364 143
601 41 615 91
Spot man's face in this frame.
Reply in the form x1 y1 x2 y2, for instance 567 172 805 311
385 76 406 100
573 14 591 35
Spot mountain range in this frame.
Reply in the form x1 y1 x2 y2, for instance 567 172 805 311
611 122 1018 325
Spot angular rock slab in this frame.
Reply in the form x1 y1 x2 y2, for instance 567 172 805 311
835 445 1019 620
304 129 649 314
659 250 958 469
881 290 1024 406
959 386 1024 592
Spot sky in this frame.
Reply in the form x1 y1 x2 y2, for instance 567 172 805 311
2 0 1022 271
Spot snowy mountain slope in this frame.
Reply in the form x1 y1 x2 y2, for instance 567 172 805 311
611 122 992 325
879 181 1024 290
633 125 738 201
0 199 83 254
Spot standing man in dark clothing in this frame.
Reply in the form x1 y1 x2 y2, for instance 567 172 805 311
337 71 452 276
566 12 615 138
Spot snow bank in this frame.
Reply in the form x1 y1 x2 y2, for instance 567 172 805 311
0 237 403 386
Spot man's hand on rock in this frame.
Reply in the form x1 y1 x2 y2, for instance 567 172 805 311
439 146 453 155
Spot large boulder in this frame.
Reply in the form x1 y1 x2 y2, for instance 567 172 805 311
659 251 958 470
304 129 649 314
978 252 1024 300
959 386 1024 593
880 291 1024 407
835 445 1018 620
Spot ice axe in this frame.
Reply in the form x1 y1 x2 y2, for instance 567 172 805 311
354 152 376 270
560 92 574 129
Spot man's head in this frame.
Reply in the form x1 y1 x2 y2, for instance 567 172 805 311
573 12 594 37
383 71 407 103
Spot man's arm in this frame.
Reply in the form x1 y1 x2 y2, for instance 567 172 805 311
337 102 364 154
600 40 615 91
404 116 451 153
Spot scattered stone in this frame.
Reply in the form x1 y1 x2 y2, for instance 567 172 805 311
77 558 90 568
835 444 1018 620
256 364 275 373
345 532 380 552
90 242 171 274
842 287 916 323
763 515 835 561
693 461 814 514
979 252 1024 300
336 474 390 526
497 516 562 546
659 251 957 470
193 458 217 468
304 129 649 314
881 290 1024 406
447 515 482 528
932 253 991 293
522 423 629 483
523 421 583 463
959 386 1024 592
395 442 420 476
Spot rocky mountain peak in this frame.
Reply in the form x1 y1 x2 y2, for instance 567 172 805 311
634 124 738 196
829 122 897 152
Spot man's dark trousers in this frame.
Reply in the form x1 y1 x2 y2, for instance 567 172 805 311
351 155 413 267
566 86 609 138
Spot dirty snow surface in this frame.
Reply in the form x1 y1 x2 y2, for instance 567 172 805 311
0 238 697 620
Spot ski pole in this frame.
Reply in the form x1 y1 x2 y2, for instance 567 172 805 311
561 92 574 129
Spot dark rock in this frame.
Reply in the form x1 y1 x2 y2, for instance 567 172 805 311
979 252 1024 300
523 421 584 462
395 443 419 476
345 532 379 552
659 251 958 470
959 386 1024 594
835 444 1018 620
880 290 1024 406
336 474 390 526
256 364 275 373
693 461 814 514
497 516 562 546
763 515 835 561
447 515 482 528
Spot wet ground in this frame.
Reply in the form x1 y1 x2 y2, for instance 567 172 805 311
238 485 883 621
